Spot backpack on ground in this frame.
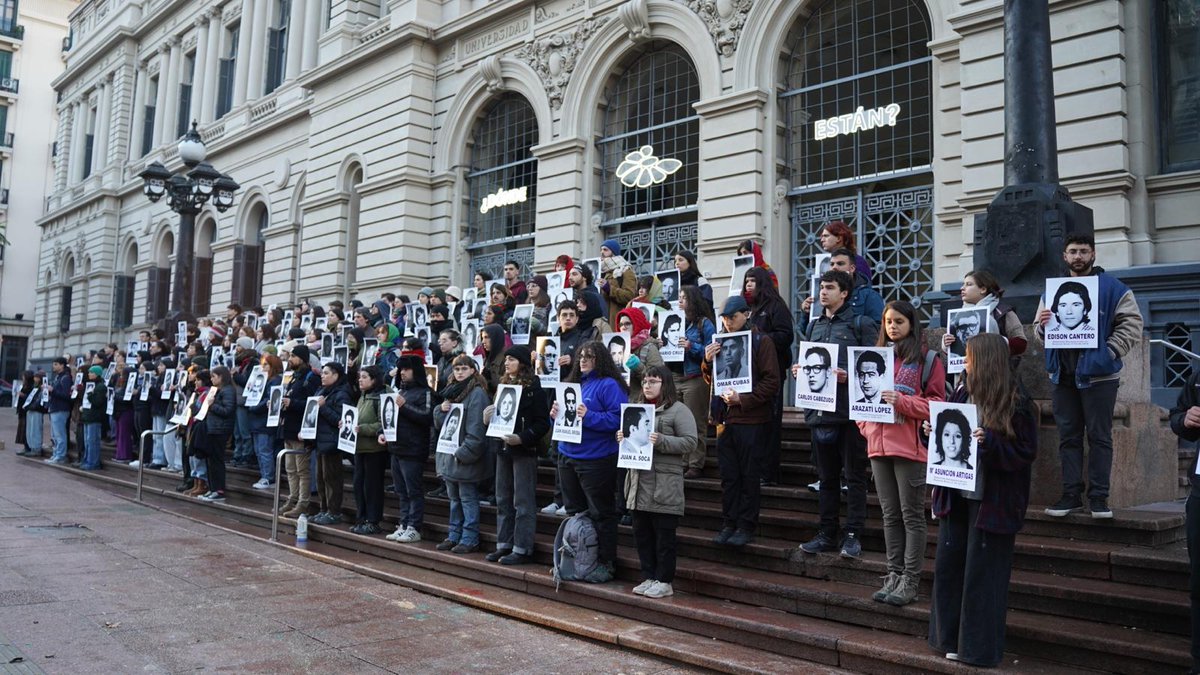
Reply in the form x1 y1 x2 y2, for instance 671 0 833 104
552 512 601 589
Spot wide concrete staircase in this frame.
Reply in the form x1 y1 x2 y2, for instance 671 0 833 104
24 410 1191 674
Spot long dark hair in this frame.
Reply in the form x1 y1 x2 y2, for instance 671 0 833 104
360 365 385 393
636 364 678 408
743 267 783 307
934 407 972 465
674 249 704 282
210 366 231 387
679 285 714 327
565 340 629 395
877 300 922 365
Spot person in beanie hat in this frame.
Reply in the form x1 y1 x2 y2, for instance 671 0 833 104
279 342 320 517
432 289 448 306
599 240 637 328
383 354 434 544
80 366 108 470
418 287 435 305
527 274 552 334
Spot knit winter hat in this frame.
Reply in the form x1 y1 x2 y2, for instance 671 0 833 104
236 336 255 351
445 286 463 301
432 289 447 303
601 239 621 256
503 344 532 369
418 287 434 298
88 366 105 378
290 344 311 362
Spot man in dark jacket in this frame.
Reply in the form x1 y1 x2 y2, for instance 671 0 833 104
46 358 74 464
555 300 597 372
1170 369 1200 674
799 270 879 559
385 354 434 543
80 366 108 471
279 344 320 516
703 295 780 548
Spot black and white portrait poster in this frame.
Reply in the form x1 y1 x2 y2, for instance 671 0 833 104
195 388 214 421
582 258 601 283
713 331 754 394
808 275 822 322
657 269 680 306
632 302 657 328
471 298 488 322
380 393 398 443
550 287 574 309
123 372 138 401
282 310 294 328
139 374 154 402
617 404 655 471
160 369 176 400
362 338 379 367
486 384 522 439
299 396 320 440
299 314 313 332
332 345 349 369
729 254 754 292
314 316 328 332
266 386 284 427
536 337 561 384
321 333 334 360
437 403 465 454
463 287 477 303
71 372 82 399
177 321 188 345
126 340 141 357
849 347 894 423
105 388 116 416
926 401 979 492
211 346 226 369
338 404 359 454
945 307 989 374
79 380 93 409
603 331 632 382
244 366 267 407
170 392 192 424
1044 276 1099 349
546 271 567 292
814 253 833 278
658 310 686 363
410 303 429 329
794 341 839 412
424 365 438 390
511 304 534 345
552 383 583 443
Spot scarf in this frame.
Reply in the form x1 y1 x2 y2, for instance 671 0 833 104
438 376 474 404
600 254 631 277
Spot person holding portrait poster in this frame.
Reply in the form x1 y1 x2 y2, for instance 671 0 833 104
928 333 1036 668
337 405 359 453
794 342 839 412
1035 235 1142 520
246 355 284 489
712 332 753 394
382 354 434 545
433 354 492 554
486 384 522 438
669 286 716 479
79 368 107 471
849 347 895 422
437 405 464 454
702 296 780 549
944 270 1028 373
310 363 352 526
348 366 390 535
617 404 655 471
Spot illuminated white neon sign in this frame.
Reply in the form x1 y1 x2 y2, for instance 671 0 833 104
479 186 529 214
813 104 902 141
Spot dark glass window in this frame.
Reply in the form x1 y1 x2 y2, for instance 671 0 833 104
217 26 239 118
1158 1 1200 172
265 0 290 94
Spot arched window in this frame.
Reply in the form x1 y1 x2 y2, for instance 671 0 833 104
60 255 75 333
232 203 267 309
465 95 538 280
783 0 935 318
147 229 173 322
113 240 137 328
597 44 699 274
194 217 217 316
343 164 363 298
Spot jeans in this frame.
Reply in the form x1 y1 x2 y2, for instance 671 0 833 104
353 452 387 525
1186 484 1200 671
26 411 44 454
1052 378 1119 500
234 407 253 463
391 456 426 530
151 416 168 465
445 479 480 546
632 511 679 583
871 456 927 578
812 423 869 539
928 494 1015 668
50 411 70 461
163 424 181 471
495 451 538 555
559 453 619 564
253 433 277 482
716 423 766 533
190 455 208 481
317 452 345 515
206 432 229 492
82 423 102 470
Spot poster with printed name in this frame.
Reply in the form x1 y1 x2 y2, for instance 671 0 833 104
617 404 655 471
657 269 681 306
160 369 177 400
552 383 583 444
437 403 465 454
266 386 284 427
658 310 687 363
299 397 320 440
849 347 894 423
794 342 839 412
926 401 979 492
603 332 633 383
536 337 561 384
1043 276 1100 349
511 304 534 345
945 307 990 374
244 366 267 407
337 404 358 454
486 384 522 439
713 331 754 394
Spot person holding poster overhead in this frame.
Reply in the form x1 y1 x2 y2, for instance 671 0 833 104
928 333 1036 668
854 301 944 607
79 366 108 471
382 354 434 545
622 366 697 599
1035 235 1142 519
246 355 284 489
349 366 389 535
197 367 236 504
482 345 550 566
669 286 715 479
797 270 878 559
703 295 780 548
743 266 793 487
308 363 352 526
278 344 321 518
433 355 492 554
1168 362 1200 674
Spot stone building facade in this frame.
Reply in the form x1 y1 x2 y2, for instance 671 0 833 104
32 0 1200 394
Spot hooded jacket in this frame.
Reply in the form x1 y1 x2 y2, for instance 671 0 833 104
313 379 353 453
203 384 237 436
556 370 628 461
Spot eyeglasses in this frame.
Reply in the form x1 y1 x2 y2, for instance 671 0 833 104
642 378 663 386
577 354 596 362
800 366 827 373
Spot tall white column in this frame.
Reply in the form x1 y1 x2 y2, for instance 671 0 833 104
161 39 182 142
190 17 210 124
232 0 255 106
284 0 304 80
151 46 171 147
201 10 222 122
245 0 270 100
129 64 148 157
302 0 321 71
94 78 111 174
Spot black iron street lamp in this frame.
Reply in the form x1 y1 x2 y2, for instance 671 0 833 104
138 121 239 329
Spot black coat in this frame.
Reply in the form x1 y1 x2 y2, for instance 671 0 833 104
313 382 352 454
503 377 552 456
388 379 434 460
281 365 320 440
204 385 237 436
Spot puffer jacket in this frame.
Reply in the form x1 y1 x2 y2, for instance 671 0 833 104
434 386 490 482
313 382 353 453
204 385 237 436
623 400 697 516
856 353 944 463
355 390 387 454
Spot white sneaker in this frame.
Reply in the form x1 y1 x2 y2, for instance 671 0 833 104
197 491 217 501
540 502 561 515
385 527 406 542
632 579 655 595
946 653 959 661
251 479 272 489
643 581 673 598
128 460 141 468
554 506 568 516
396 526 422 543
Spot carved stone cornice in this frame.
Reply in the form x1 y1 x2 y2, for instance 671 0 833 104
514 16 609 110
618 0 651 43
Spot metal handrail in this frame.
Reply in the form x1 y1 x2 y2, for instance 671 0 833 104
1150 339 1200 362
270 447 307 542
135 425 179 501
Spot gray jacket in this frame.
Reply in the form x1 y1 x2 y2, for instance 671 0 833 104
623 400 697 516
433 386 490 483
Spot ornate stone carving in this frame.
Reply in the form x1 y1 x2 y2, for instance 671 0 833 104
479 55 504 93
515 16 608 110
618 0 652 43
534 6 559 23
773 179 789 216
686 0 754 57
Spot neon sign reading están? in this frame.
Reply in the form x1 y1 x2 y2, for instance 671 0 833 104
479 186 529 214
813 103 902 141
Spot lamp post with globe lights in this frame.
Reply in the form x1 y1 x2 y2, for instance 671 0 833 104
138 121 239 329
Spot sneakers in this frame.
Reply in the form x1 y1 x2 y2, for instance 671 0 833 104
1045 494 1084 517
396 526 421 543
310 512 336 525
426 485 448 499
540 502 562 515
885 574 919 606
1090 498 1113 519
44 458 67 465
583 561 615 584
251 479 273 489
800 532 838 554
873 572 901 602
807 480 849 493
726 529 754 548
451 542 478 554
643 581 673 599
128 460 141 468
500 551 534 565
619 514 633 527
436 539 457 551
712 527 735 546
198 491 226 503
351 523 382 535
632 579 655 595
555 506 568 516
946 653 960 661
840 533 862 559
